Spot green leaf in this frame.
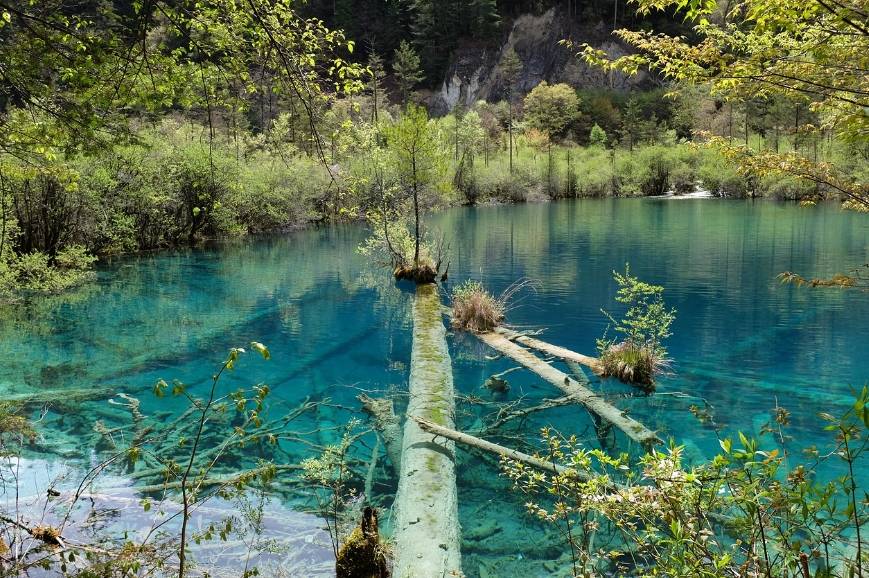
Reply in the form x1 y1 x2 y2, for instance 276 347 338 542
251 341 270 360
154 378 168 397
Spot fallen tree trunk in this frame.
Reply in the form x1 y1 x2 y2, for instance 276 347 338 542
358 393 402 477
477 331 660 448
414 416 570 476
495 327 603 374
5 387 115 406
415 417 627 492
392 283 462 577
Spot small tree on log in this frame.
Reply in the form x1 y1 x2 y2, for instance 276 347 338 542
382 105 447 283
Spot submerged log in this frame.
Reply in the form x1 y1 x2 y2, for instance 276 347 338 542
477 331 660 448
358 394 402 477
392 283 461 577
5 387 115 406
495 327 603 374
413 416 570 477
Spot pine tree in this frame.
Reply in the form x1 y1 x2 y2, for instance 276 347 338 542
367 51 387 123
619 97 642 152
392 40 424 106
468 0 501 37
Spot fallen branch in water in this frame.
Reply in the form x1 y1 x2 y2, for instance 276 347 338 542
495 327 603 374
358 393 402 477
476 330 660 448
414 416 570 476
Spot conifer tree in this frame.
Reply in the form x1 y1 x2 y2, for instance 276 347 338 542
392 41 424 106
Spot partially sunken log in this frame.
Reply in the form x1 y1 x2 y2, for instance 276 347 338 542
477 331 661 448
6 387 116 409
495 327 603 374
358 393 403 477
413 416 570 477
392 283 461 577
415 417 625 491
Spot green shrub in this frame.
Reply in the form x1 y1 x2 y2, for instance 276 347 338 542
8 246 95 294
598 265 676 388
697 149 752 197
572 147 614 196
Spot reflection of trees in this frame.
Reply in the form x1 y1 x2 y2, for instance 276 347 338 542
0 226 414 397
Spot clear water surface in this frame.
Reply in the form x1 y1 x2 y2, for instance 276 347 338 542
2 199 867 576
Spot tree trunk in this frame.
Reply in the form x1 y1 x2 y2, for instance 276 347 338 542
393 284 462 576
509 99 514 175
476 330 660 448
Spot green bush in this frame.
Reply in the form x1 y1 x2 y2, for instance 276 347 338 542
697 149 752 197
5 245 95 294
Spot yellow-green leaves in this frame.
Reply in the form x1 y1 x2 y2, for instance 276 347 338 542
250 341 270 360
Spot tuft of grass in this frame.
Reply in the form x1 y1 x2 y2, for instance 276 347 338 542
598 341 667 391
450 281 505 333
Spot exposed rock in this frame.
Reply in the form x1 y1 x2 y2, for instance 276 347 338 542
430 8 651 115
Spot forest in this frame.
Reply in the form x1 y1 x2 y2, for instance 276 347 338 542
0 0 866 577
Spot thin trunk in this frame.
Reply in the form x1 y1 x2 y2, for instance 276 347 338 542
412 155 420 267
373 81 379 124
547 140 553 196
729 102 733 143
509 99 514 175
794 104 800 151
454 115 459 162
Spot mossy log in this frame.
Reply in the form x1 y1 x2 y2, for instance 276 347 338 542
392 283 461 577
358 393 402 477
495 327 603 374
477 331 661 448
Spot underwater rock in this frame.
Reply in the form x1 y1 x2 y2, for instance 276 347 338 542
483 375 509 394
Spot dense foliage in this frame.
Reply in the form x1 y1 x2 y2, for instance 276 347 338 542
576 0 869 208
505 389 869 577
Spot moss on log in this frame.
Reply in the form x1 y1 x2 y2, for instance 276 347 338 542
392 283 461 577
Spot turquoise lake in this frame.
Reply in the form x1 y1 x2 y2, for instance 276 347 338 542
2 198 868 576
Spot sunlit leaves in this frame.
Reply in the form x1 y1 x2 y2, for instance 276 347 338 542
250 341 270 360
568 0 869 206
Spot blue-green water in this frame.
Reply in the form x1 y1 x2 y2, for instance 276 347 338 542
2 198 868 576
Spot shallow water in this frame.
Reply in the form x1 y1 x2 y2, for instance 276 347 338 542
2 198 868 576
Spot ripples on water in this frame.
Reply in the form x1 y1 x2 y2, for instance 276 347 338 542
2 199 867 576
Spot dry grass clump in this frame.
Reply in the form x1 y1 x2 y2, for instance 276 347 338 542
450 281 505 333
598 341 666 392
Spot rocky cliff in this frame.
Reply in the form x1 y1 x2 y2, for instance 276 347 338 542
428 8 650 115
